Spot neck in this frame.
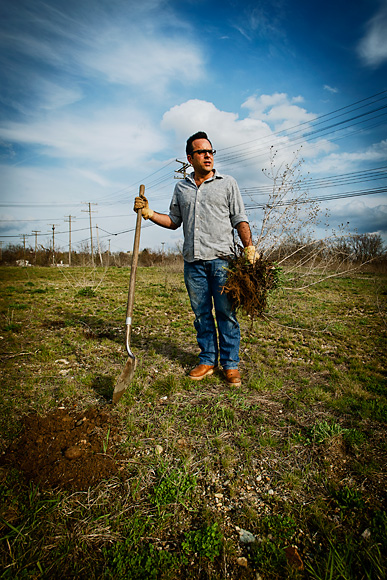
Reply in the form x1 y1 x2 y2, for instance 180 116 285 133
194 169 214 187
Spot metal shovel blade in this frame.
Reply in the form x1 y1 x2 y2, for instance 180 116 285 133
112 355 137 404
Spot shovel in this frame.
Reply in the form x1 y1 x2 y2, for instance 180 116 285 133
112 185 144 404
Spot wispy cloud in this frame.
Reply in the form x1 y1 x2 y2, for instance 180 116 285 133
0 0 205 118
80 32 204 93
357 2 387 67
324 85 339 94
0 106 165 170
231 0 287 46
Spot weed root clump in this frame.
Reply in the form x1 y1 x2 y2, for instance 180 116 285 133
222 249 282 318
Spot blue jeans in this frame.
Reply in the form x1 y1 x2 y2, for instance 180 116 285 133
184 259 240 370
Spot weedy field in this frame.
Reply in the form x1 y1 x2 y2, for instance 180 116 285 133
0 265 386 579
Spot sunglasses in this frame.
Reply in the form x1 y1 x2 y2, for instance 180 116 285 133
191 149 216 156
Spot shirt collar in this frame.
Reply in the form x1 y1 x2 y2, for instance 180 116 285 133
187 168 223 184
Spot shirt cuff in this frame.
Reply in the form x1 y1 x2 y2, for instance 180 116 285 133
168 213 182 227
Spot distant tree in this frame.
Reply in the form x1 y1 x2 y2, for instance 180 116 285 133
348 233 385 262
2 244 25 264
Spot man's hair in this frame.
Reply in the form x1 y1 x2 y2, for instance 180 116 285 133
186 131 212 156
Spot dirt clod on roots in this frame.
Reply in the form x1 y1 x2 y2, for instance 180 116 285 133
222 251 281 319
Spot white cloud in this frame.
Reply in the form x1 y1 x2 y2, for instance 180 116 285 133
76 169 112 187
301 139 338 159
162 97 338 174
357 2 387 67
161 97 337 195
0 107 165 169
161 98 276 180
332 201 387 234
0 0 205 110
162 100 244 144
162 95 317 151
305 140 387 174
242 93 316 131
324 85 339 94
0 163 105 204
38 80 83 110
80 30 205 94
232 2 285 43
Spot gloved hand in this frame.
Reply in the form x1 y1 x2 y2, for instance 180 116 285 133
244 245 258 264
133 193 154 220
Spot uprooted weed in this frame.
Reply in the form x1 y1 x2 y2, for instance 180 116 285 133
222 249 283 318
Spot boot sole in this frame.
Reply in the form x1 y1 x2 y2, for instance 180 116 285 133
226 379 242 387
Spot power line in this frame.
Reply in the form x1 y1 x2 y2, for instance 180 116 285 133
241 166 387 195
244 186 387 210
1 91 386 245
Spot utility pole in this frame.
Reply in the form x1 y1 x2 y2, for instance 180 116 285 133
64 215 75 266
96 225 103 266
82 203 97 267
31 230 40 265
20 234 27 264
48 224 59 266
107 239 111 267
174 159 190 179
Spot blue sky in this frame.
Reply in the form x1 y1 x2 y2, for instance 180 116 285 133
0 0 386 255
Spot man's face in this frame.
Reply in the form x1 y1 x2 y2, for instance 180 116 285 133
187 138 214 176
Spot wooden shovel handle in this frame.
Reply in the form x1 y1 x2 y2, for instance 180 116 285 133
125 184 144 321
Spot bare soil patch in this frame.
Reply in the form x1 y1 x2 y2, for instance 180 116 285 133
1 406 124 491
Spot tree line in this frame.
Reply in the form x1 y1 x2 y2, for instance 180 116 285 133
1 233 385 271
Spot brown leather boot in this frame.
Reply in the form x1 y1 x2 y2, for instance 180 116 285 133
188 364 216 380
224 369 241 387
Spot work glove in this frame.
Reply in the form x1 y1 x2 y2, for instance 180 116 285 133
244 245 258 264
133 192 154 220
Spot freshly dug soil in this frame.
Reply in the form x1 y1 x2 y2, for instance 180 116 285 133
1 406 125 491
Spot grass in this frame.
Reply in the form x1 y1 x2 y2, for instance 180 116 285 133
0 264 386 579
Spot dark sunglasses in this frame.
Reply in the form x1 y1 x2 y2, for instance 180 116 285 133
191 149 216 156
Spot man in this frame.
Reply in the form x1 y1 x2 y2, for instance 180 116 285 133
134 131 255 387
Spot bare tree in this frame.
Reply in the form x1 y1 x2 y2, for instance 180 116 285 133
250 148 383 290
255 147 321 258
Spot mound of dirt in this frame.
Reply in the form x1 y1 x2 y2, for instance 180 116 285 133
1 406 125 491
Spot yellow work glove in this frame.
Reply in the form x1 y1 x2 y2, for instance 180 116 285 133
244 245 258 264
133 192 154 220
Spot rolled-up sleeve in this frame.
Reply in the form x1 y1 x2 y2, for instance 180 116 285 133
168 188 183 227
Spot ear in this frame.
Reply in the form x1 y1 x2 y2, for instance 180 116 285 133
187 154 193 165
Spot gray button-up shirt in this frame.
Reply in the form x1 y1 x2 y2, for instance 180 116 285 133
168 169 248 262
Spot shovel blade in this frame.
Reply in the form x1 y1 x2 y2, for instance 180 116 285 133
112 357 137 404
